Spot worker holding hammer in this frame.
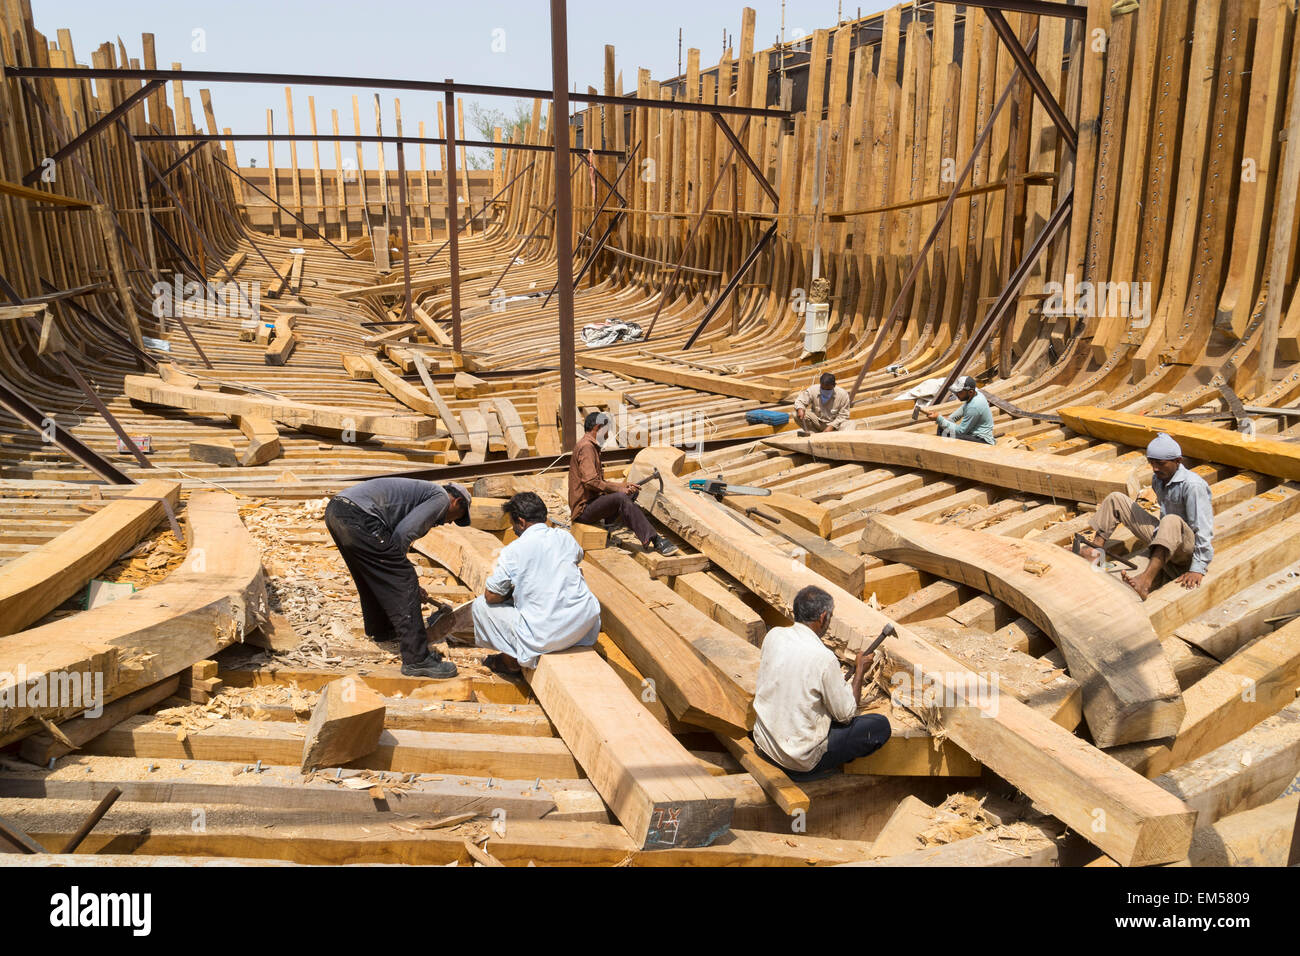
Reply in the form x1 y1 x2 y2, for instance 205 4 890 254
568 411 679 556
751 585 892 781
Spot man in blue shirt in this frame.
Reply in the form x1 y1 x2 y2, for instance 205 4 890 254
1078 433 1214 601
325 477 471 677
922 376 995 444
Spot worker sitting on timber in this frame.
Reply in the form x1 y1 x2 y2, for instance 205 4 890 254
569 411 679 556
325 477 471 679
471 492 601 675
793 372 851 432
1078 433 1214 601
751 585 891 782
921 375 995 444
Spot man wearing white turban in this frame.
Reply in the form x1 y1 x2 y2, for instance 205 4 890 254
1077 433 1214 600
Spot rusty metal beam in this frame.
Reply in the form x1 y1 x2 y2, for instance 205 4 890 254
932 0 1087 20
6 67 791 120
985 9 1077 154
551 0 578 452
444 85 464 353
140 131 623 157
849 30 1042 404
923 190 1074 412
20 79 164 185
682 221 779 350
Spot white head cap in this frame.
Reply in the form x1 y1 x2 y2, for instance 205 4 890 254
1146 433 1182 461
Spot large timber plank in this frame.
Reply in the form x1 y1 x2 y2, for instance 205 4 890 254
768 429 1140 504
626 447 1196 866
0 478 180 635
526 646 735 849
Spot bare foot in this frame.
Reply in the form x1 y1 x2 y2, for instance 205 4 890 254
1121 570 1152 601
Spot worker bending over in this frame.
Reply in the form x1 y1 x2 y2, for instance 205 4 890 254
1079 433 1214 601
794 372 850 432
922 375 995 444
569 411 678 556
471 492 602 675
751 585 891 781
325 477 471 678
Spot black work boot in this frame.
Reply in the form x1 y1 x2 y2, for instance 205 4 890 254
651 535 679 557
401 651 458 679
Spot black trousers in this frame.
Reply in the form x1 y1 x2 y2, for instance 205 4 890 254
760 714 892 782
577 492 656 546
324 497 427 664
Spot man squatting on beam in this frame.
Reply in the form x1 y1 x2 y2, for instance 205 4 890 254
471 492 602 676
569 411 679 556
751 585 891 782
325 477 471 679
794 372 851 433
921 375 995 444
1078 433 1214 601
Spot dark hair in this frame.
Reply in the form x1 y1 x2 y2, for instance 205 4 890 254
503 491 548 525
584 411 609 433
792 585 834 625
819 372 836 389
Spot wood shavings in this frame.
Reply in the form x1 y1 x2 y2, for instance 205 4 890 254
1022 558 1052 576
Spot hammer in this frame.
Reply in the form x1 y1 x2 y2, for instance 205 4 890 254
863 621 896 656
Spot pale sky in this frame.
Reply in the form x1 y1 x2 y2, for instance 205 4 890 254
31 0 871 168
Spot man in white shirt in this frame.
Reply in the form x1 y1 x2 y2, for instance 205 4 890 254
751 585 892 781
471 492 601 675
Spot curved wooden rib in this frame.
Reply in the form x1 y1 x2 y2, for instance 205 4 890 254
0 491 267 743
859 512 1184 748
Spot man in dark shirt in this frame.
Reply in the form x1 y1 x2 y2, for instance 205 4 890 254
568 412 678 556
325 477 471 677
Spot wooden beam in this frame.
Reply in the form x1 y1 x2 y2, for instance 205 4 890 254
526 647 735 848
1154 700 1300 825
300 678 387 772
0 479 180 635
767 430 1140 505
625 448 1196 866
1108 615 1300 777
862 513 1183 747
83 714 579 779
0 492 266 744
1060 406 1300 481
124 375 434 439
575 353 790 402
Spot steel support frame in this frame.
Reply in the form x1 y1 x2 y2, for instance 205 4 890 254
140 131 622 157
924 189 1074 411
422 160 535 265
932 0 1087 20
644 119 750 341
682 221 779 350
984 9 1078 154
551 0 578 452
20 78 165 185
442 85 464 352
849 30 1043 403
5 67 791 121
